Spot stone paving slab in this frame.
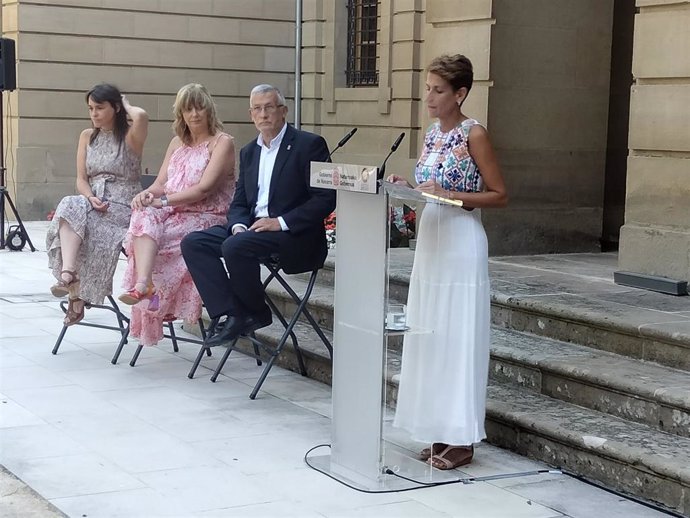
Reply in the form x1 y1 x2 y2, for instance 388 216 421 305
0 221 676 518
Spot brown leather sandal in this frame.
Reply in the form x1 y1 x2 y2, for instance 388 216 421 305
419 443 447 461
64 297 85 326
429 445 474 470
51 270 79 298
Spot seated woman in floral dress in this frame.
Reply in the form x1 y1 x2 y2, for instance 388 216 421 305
46 83 148 325
119 83 235 347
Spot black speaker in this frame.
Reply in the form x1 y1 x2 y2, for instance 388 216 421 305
0 38 16 91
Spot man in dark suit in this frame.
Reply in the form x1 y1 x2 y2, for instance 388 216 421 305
181 84 335 346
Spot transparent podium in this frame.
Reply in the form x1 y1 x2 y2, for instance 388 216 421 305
308 164 460 490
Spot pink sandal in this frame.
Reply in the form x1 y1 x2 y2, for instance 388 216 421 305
118 283 159 311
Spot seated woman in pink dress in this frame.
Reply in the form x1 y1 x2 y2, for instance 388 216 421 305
119 83 235 347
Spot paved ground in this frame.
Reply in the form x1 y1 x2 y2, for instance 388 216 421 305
0 222 672 518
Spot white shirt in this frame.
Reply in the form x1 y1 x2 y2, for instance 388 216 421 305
232 123 289 234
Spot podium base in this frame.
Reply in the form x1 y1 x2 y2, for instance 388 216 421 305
308 441 461 492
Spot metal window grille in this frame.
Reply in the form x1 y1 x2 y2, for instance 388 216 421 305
346 0 379 87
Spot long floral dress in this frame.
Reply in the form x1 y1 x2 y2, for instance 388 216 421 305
123 136 234 346
46 131 141 304
393 119 491 446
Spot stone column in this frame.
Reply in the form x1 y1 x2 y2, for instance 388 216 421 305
618 0 690 282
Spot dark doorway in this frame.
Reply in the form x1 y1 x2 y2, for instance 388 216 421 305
601 0 636 251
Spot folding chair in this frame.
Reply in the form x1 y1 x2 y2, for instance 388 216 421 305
122 316 211 367
52 295 211 366
52 295 131 364
187 256 333 399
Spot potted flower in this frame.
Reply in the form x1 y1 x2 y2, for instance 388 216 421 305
324 211 336 249
389 204 416 248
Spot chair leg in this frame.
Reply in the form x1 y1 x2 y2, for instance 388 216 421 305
252 339 262 366
110 327 131 364
188 344 209 379
250 353 281 400
167 322 179 352
129 344 144 367
198 319 212 357
52 325 68 355
210 338 239 382
288 329 307 376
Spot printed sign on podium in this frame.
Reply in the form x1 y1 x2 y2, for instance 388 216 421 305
310 162 378 194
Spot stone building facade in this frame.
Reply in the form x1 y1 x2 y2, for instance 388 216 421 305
1 0 688 281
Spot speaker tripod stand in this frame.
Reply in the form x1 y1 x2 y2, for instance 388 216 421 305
0 89 34 251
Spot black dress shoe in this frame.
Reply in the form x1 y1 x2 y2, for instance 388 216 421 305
241 311 272 335
204 316 244 347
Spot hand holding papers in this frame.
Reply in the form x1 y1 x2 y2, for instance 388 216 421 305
383 181 464 207
420 191 464 207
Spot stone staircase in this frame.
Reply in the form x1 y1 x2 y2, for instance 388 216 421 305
223 251 690 515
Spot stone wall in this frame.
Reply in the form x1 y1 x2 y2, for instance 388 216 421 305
2 0 296 219
486 0 615 254
311 0 617 255
618 0 690 281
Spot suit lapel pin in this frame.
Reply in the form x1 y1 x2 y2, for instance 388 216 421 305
287 144 292 151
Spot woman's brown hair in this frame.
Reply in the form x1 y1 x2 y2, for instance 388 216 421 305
172 83 223 145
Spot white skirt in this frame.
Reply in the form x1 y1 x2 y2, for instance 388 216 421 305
393 204 490 445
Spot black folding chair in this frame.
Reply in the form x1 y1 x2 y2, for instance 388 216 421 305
122 316 211 366
187 257 333 399
52 295 131 364
52 295 211 365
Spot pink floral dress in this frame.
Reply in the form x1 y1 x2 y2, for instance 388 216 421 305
123 135 234 346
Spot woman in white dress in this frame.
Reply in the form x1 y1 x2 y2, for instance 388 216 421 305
388 54 508 470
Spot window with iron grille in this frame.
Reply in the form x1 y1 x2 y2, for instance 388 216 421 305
346 0 379 87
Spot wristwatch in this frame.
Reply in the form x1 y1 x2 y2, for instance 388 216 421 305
160 195 169 207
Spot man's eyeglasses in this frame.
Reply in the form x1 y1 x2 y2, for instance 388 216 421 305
250 104 284 114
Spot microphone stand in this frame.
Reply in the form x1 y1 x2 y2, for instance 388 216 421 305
327 128 358 160
376 132 405 189
0 89 35 251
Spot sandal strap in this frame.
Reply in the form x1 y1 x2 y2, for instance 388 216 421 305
429 454 455 470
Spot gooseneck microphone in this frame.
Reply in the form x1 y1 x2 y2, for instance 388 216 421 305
377 132 405 181
327 127 358 160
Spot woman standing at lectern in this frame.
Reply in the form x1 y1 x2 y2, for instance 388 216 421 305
387 54 508 470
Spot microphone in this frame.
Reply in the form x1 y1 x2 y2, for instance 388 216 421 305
327 127 358 160
377 132 405 181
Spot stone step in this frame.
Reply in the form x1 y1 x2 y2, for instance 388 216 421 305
266 254 690 372
491 327 690 438
228 322 690 514
247 319 690 439
485 383 690 515
262 269 690 436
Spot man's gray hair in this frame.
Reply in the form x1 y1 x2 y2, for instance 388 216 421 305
250 84 286 107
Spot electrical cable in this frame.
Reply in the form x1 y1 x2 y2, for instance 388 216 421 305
305 444 686 516
560 469 685 518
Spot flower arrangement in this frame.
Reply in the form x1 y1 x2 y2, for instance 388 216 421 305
389 204 416 248
323 205 416 249
324 211 337 249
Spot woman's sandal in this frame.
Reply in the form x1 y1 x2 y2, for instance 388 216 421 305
419 443 447 461
64 297 85 326
118 282 159 311
429 445 474 470
50 270 79 298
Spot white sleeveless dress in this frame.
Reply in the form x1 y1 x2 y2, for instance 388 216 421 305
393 119 491 445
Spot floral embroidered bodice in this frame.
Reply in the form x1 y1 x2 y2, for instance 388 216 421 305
415 119 484 193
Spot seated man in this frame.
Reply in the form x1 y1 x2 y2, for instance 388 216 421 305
181 84 336 346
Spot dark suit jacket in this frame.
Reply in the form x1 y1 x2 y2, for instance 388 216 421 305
227 124 336 273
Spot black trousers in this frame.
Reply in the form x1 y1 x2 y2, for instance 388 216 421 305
181 225 290 319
